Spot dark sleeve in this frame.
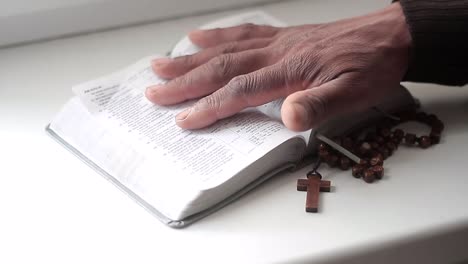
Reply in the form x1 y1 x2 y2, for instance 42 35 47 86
395 0 468 86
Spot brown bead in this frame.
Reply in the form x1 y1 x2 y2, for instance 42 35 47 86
352 165 364 178
369 150 380 158
370 155 384 166
340 156 351 170
393 129 405 139
386 146 394 156
363 169 375 183
432 120 445 133
365 132 377 142
319 149 329 158
378 147 390 159
386 142 397 151
372 165 384 179
370 142 380 150
342 137 353 150
430 131 441 144
405 133 417 145
359 142 372 155
359 159 368 166
392 136 402 145
318 143 328 152
376 136 385 144
418 136 432 149
378 127 391 138
327 155 339 167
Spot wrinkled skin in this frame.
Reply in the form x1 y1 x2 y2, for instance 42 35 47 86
146 2 412 131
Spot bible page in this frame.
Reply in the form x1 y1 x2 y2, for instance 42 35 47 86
61 56 304 219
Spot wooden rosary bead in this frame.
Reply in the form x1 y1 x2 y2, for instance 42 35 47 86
386 146 394 156
432 120 445 133
369 150 380 159
405 133 417 145
318 143 328 152
372 165 384 179
379 127 391 138
352 165 364 178
327 155 339 167
393 129 404 139
359 159 368 166
363 169 375 183
430 131 441 144
311 111 442 192
319 149 329 159
386 142 397 151
370 155 384 166
392 136 402 145
376 136 385 144
378 147 390 159
340 157 351 170
418 136 432 149
365 132 377 142
359 142 372 155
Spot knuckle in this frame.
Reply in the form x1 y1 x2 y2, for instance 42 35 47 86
228 75 249 94
286 52 314 71
172 74 194 89
196 93 223 115
218 42 238 54
227 75 259 105
238 23 257 38
208 54 234 78
283 52 318 87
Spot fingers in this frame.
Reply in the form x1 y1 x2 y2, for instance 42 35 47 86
281 73 367 131
175 64 288 129
189 23 280 48
146 49 274 105
153 38 272 79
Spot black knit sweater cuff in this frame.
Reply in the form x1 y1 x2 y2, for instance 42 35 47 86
394 0 468 86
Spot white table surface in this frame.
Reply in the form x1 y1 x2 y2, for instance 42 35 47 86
2 0 468 263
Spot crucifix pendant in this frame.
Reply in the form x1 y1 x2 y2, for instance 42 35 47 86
297 172 331 213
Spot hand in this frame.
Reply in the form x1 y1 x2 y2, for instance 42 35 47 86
146 3 412 131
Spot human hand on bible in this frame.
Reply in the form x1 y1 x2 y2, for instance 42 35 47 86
146 2 412 131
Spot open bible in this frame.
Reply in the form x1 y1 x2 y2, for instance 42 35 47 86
46 11 416 228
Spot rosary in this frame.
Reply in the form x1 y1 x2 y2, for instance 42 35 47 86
297 109 444 213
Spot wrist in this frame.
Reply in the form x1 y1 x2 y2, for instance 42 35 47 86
383 2 413 51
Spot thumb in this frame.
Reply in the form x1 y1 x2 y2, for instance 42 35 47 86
281 73 367 131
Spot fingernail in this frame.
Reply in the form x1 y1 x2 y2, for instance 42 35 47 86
152 58 172 67
176 108 192 121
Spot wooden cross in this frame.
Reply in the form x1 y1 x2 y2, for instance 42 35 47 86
297 174 331 213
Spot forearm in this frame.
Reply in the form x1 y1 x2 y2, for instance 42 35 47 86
396 0 468 86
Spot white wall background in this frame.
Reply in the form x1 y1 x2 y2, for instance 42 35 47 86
0 0 284 47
